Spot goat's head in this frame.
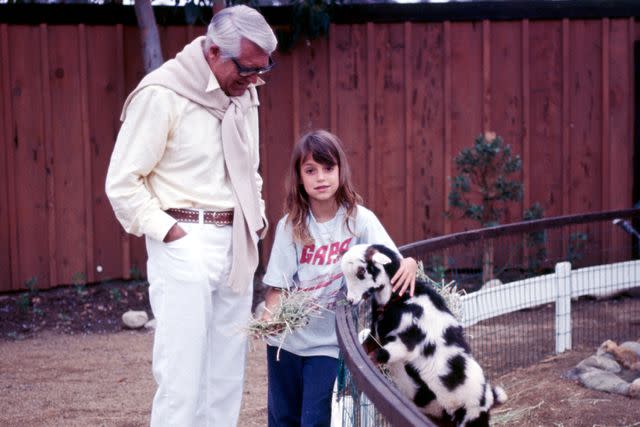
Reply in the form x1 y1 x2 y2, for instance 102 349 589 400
341 244 400 305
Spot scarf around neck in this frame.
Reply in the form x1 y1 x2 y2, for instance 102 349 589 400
121 36 265 294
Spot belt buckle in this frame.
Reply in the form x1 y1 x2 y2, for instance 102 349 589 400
212 211 228 227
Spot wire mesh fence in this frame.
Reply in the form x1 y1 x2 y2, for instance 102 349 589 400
334 209 640 426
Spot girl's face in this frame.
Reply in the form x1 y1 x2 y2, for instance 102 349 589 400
300 154 340 205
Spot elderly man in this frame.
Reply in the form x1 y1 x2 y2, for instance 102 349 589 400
105 5 277 426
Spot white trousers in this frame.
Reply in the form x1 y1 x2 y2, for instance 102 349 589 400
146 221 252 427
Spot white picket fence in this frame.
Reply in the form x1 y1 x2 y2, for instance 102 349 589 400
460 259 640 353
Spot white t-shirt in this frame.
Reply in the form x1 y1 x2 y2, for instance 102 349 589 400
263 204 399 358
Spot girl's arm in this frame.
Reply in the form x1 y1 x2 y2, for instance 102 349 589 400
391 257 418 297
261 287 284 321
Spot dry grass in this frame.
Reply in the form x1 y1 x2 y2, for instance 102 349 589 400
243 289 323 340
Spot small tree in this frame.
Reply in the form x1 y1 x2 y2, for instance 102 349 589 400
448 132 523 283
448 132 523 227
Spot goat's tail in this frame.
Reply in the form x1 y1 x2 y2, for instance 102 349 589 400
491 384 508 406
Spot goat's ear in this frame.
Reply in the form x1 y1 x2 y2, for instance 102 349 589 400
371 252 392 266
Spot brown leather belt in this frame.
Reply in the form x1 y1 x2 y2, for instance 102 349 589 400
166 208 233 226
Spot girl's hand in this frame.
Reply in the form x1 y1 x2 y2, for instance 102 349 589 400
391 257 418 297
261 287 283 321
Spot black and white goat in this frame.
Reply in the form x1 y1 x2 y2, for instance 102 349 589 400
341 244 507 427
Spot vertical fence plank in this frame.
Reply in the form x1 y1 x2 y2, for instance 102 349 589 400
570 20 603 214
79 24 95 284
39 24 57 290
490 21 524 224
482 20 491 132
561 19 571 261
115 24 131 280
522 20 530 212
403 22 414 244
258 50 296 263
366 22 376 209
332 24 370 203
160 25 190 60
87 25 128 281
601 19 610 215
570 20 604 267
443 21 452 237
607 19 635 261
47 25 87 285
489 21 525 268
450 22 483 234
0 24 17 290
123 25 146 95
297 37 331 133
329 26 337 133
601 19 612 262
291 45 300 145
409 22 446 242
372 23 406 242
529 16 564 264
7 25 51 291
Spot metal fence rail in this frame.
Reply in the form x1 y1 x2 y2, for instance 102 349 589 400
335 208 640 425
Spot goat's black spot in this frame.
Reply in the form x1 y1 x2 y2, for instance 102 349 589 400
425 288 452 314
370 244 401 279
398 324 426 352
412 280 454 315
423 341 436 358
453 407 467 424
376 348 390 364
443 325 471 353
356 266 366 280
376 307 404 339
466 411 489 427
440 354 467 390
402 303 424 319
411 280 430 297
379 335 397 350
492 386 501 404
404 363 437 407
479 382 487 407
404 363 421 384
366 262 381 282
414 386 436 408
439 410 455 426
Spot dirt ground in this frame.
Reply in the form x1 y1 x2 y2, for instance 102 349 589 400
1 280 639 426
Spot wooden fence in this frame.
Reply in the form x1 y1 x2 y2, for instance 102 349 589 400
0 5 638 291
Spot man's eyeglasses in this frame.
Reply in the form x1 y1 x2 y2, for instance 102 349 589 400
231 57 275 77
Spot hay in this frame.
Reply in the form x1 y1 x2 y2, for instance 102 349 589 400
244 289 323 339
243 284 327 361
491 400 545 425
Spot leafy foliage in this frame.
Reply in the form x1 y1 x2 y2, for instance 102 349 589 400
523 202 547 274
281 0 333 49
178 0 336 49
448 132 523 227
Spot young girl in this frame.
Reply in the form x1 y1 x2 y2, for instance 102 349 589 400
261 129 417 427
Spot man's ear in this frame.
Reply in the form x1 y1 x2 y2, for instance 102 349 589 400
207 45 221 61
371 252 392 266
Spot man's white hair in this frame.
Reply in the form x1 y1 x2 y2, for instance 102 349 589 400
204 5 277 58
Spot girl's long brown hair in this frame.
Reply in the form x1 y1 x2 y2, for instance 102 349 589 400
284 129 362 244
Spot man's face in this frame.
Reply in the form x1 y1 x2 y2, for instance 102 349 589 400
206 38 270 97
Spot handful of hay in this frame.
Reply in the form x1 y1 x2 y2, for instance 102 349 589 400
244 290 323 340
